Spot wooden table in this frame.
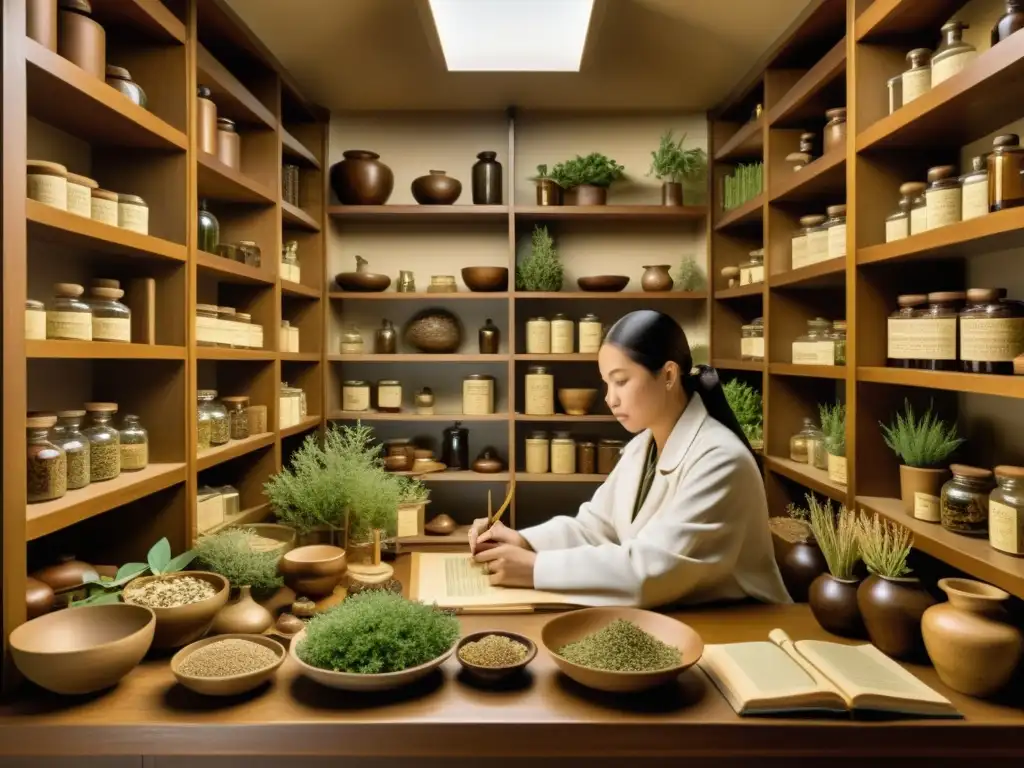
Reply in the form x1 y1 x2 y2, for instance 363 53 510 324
0 557 1021 762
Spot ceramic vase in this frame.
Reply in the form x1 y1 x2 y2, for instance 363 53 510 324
808 573 865 638
536 179 562 206
641 264 674 292
779 538 828 603
662 181 683 206
922 578 1023 697
329 150 394 205
211 586 274 635
411 170 462 205
857 574 936 661
472 151 502 204
898 465 949 520
571 184 607 206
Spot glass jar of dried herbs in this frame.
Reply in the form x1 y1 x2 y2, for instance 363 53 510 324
198 390 229 446
27 414 66 503
222 396 250 440
83 403 121 482
941 464 995 536
51 409 90 490
119 414 149 471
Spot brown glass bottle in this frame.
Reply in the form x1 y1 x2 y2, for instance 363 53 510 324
988 134 1024 211
919 291 965 371
960 288 1024 375
992 1 1024 46
888 294 927 368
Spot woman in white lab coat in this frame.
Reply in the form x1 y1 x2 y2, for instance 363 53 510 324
470 310 791 608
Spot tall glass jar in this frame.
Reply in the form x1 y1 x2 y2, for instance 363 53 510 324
901 48 932 105
47 282 92 341
941 464 995 536
959 287 1024 375
526 316 551 354
739 248 764 285
919 291 965 371
925 165 962 230
741 317 764 361
988 133 1024 211
27 414 66 503
51 409 89 491
551 432 576 475
887 293 927 368
885 185 916 242
825 204 847 259
197 199 219 254
221 396 250 440
792 318 835 366
905 181 928 235
198 390 229 446
525 430 550 474
960 155 989 220
830 320 847 365
83 403 120 482
931 20 976 87
87 282 131 343
989 465 1024 556
119 414 148 471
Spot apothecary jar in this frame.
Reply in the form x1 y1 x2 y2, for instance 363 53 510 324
198 390 230 446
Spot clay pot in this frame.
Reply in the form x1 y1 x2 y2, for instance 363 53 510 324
641 265 674 292
808 573 865 638
778 538 828 603
411 170 462 205
405 308 463 353
279 545 347 598
922 578 1024 697
899 465 950 519
472 151 502 205
577 275 629 292
857 574 936 661
31 555 98 591
335 255 391 292
558 388 598 416
25 577 55 619
329 150 394 205
570 184 607 206
211 586 274 635
472 447 504 474
662 181 683 206
536 178 562 206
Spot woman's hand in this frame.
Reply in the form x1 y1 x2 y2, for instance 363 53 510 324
473 544 537 588
468 519 529 555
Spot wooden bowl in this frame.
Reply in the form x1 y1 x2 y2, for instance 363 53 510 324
462 266 509 292
290 628 456 691
541 607 704 693
278 545 348 598
122 572 230 650
456 630 537 683
558 388 598 416
10 603 155 694
577 275 629 292
334 271 391 292
171 634 285 696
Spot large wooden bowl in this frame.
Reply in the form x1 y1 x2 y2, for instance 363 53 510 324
577 275 629 292
461 266 508 292
171 633 286 696
541 607 703 693
122 572 230 650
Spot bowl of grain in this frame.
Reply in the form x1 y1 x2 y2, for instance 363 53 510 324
541 607 703 693
171 634 286 696
456 630 536 683
122 571 230 649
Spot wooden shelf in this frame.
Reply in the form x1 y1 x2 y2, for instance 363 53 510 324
329 412 509 422
196 347 275 361
279 352 320 362
25 38 187 151
331 354 506 363
330 291 510 301
27 200 187 262
196 432 275 471
515 205 707 221
196 44 276 129
715 283 764 300
281 128 321 169
765 456 847 501
204 503 273 535
329 205 509 223
518 291 708 300
857 367 1024 399
398 525 472 547
714 195 764 231
858 496 1024 600
714 117 764 162
281 201 321 232
768 38 846 127
769 257 845 289
769 147 846 202
854 0 969 42
517 473 608 483
514 353 598 362
769 363 847 380
281 280 320 299
280 416 322 438
26 340 185 360
195 250 275 284
515 414 618 423
856 34 1024 151
857 208 1024 265
416 471 511 483
26 463 187 541
88 0 187 44
712 358 765 372
197 151 276 204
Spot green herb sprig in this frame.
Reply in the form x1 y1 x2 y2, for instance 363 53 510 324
806 494 859 581
879 399 963 468
515 225 563 292
648 130 707 184
819 402 846 458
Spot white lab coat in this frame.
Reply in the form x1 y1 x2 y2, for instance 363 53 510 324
519 393 792 608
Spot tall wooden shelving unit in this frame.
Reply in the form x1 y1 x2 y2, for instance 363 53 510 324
711 0 1024 602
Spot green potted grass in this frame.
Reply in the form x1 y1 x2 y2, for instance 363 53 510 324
723 379 763 451
806 495 864 638
549 152 625 205
647 130 707 206
819 401 847 486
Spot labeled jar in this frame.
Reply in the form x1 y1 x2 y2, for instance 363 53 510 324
340 324 364 354
989 465 1024 556
87 281 131 343
526 316 551 354
902 48 932 104
959 287 1024 375
551 432 576 475
117 193 148 235
798 214 828 269
90 187 118 226
27 415 66 504
918 291 964 371
119 414 148 471
216 117 241 170
197 390 229 446
885 185 916 242
578 313 603 354
83 402 120 482
221 396 250 440
551 313 574 354
825 204 847 259
462 374 495 415
195 303 219 347
597 439 625 475
238 240 261 268
58 0 105 79
887 74 902 115
25 299 46 341
830 320 847 366
931 20 977 87
988 133 1024 211
741 317 765 361
65 172 97 217
887 293 927 368
105 65 146 107
739 248 764 286
377 379 402 413
577 440 596 475
52 409 89 490
342 380 370 412
905 181 928 235
198 200 219 253
960 155 989 220
792 317 835 366
941 464 995 537
281 240 300 282
47 283 92 341
925 165 961 230
27 160 67 210
524 365 554 416
196 85 218 156
525 431 550 474
823 107 846 153
217 306 240 348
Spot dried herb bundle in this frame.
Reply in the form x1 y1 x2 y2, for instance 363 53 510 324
806 494 859 580
857 512 913 578
723 379 763 445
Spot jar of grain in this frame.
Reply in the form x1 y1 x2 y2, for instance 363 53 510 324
825 204 847 259
90 188 118 226
551 432 576 475
526 316 551 354
989 465 1024 556
83 402 120 482
931 20 976 87
27 160 68 210
47 283 92 341
792 318 835 366
27 414 66 504
524 365 554 415
52 410 89 490
578 313 603 354
119 414 148 471
941 465 995 537
925 165 961 230
197 390 229 446
988 133 1024 211
597 439 624 475
462 374 495 415
65 172 97 217
551 313 574 354
901 48 932 105
377 379 402 413
87 281 131 343
117 193 148 235
887 294 927 368
221 396 250 440
576 440 596 475
216 118 241 170
822 108 846 153
525 431 550 474
959 287 1024 375
342 380 370 412
960 155 989 220
25 299 46 341
197 406 212 451
919 291 964 371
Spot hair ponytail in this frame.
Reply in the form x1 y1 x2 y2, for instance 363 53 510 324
684 365 755 454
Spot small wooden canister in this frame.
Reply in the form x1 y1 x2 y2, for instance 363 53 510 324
58 0 105 80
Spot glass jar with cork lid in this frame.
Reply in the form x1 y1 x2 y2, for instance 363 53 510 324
793 318 835 366
83 402 121 483
739 248 764 286
51 409 89 491
799 214 828 269
960 155 989 220
903 181 928 235
27 414 66 504
87 279 131 343
919 291 965 371
824 204 847 259
885 185 916 242
741 317 764 361
377 379 402 413
221 396 250 440
342 380 371 412
901 48 933 105
197 390 229 446
822 108 846 154
47 283 92 341
925 165 962 230
941 465 995 536
989 465 1024 556
959 288 1024 375
988 133 1024 211
119 415 148 472
887 294 927 368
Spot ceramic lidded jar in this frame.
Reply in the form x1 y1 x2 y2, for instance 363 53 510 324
58 0 106 80
901 48 933 105
472 151 502 205
441 421 470 471
641 265 674 292
330 150 394 205
105 65 147 108
931 20 976 87
411 170 462 205
856 574 935 661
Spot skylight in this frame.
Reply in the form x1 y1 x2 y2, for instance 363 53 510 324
428 0 595 72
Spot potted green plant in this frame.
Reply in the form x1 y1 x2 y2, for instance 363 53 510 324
647 130 707 205
819 401 847 486
395 475 430 538
722 379 762 451
806 495 864 638
879 399 964 519
532 164 561 206
515 225 563 292
672 255 706 292
549 152 625 205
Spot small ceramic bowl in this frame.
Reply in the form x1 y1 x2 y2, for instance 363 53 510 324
278 545 348 598
462 266 509 292
577 275 629 292
121 571 230 650
171 633 285 696
456 630 537 683
558 388 598 416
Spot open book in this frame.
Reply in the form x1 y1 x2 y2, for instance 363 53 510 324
409 553 583 613
697 629 960 719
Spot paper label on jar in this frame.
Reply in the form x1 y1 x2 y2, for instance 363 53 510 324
118 201 149 235
396 504 421 538
462 380 493 415
960 317 1024 362
902 68 930 103
525 440 549 474
378 385 402 410
748 265 764 284
931 50 976 88
910 206 928 235
526 320 551 354
47 310 92 340
66 182 92 217
806 230 829 265
961 180 989 221
926 187 961 230
524 374 554 415
740 337 764 360
25 309 46 340
914 492 941 523
91 197 118 226
28 174 67 210
827 223 847 259
827 454 847 485
551 443 576 475
290 327 300 353
791 234 808 270
885 217 909 243
888 317 956 361
93 316 131 342
195 315 217 345
578 321 603 354
989 499 1022 554
342 386 369 412
551 321 574 354
792 340 835 366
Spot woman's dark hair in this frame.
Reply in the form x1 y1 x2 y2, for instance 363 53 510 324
603 310 754 453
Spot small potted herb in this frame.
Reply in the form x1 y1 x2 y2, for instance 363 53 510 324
515 225 563 292
672 255 706 292
819 401 847 486
395 475 430 538
647 130 707 206
549 152 625 205
722 379 762 451
532 164 561 206
806 496 864 638
880 399 964 519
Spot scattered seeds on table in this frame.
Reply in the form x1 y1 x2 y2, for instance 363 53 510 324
556 619 681 672
178 638 278 678
124 575 216 609
458 635 529 667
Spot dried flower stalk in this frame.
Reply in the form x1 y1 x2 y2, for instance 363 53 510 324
856 512 913 578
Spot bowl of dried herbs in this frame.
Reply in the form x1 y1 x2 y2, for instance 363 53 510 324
456 630 536 683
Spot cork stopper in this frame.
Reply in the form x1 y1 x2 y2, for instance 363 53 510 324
966 287 1007 303
91 278 120 289
53 283 84 298
826 204 847 217
994 133 1020 149
950 464 993 480
926 291 966 303
994 466 1024 480
799 214 827 227
897 294 928 307
89 286 125 300
907 48 932 65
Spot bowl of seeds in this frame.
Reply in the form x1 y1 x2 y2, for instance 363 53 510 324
541 607 703 693
456 630 536 683
122 571 230 649
171 634 286 696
